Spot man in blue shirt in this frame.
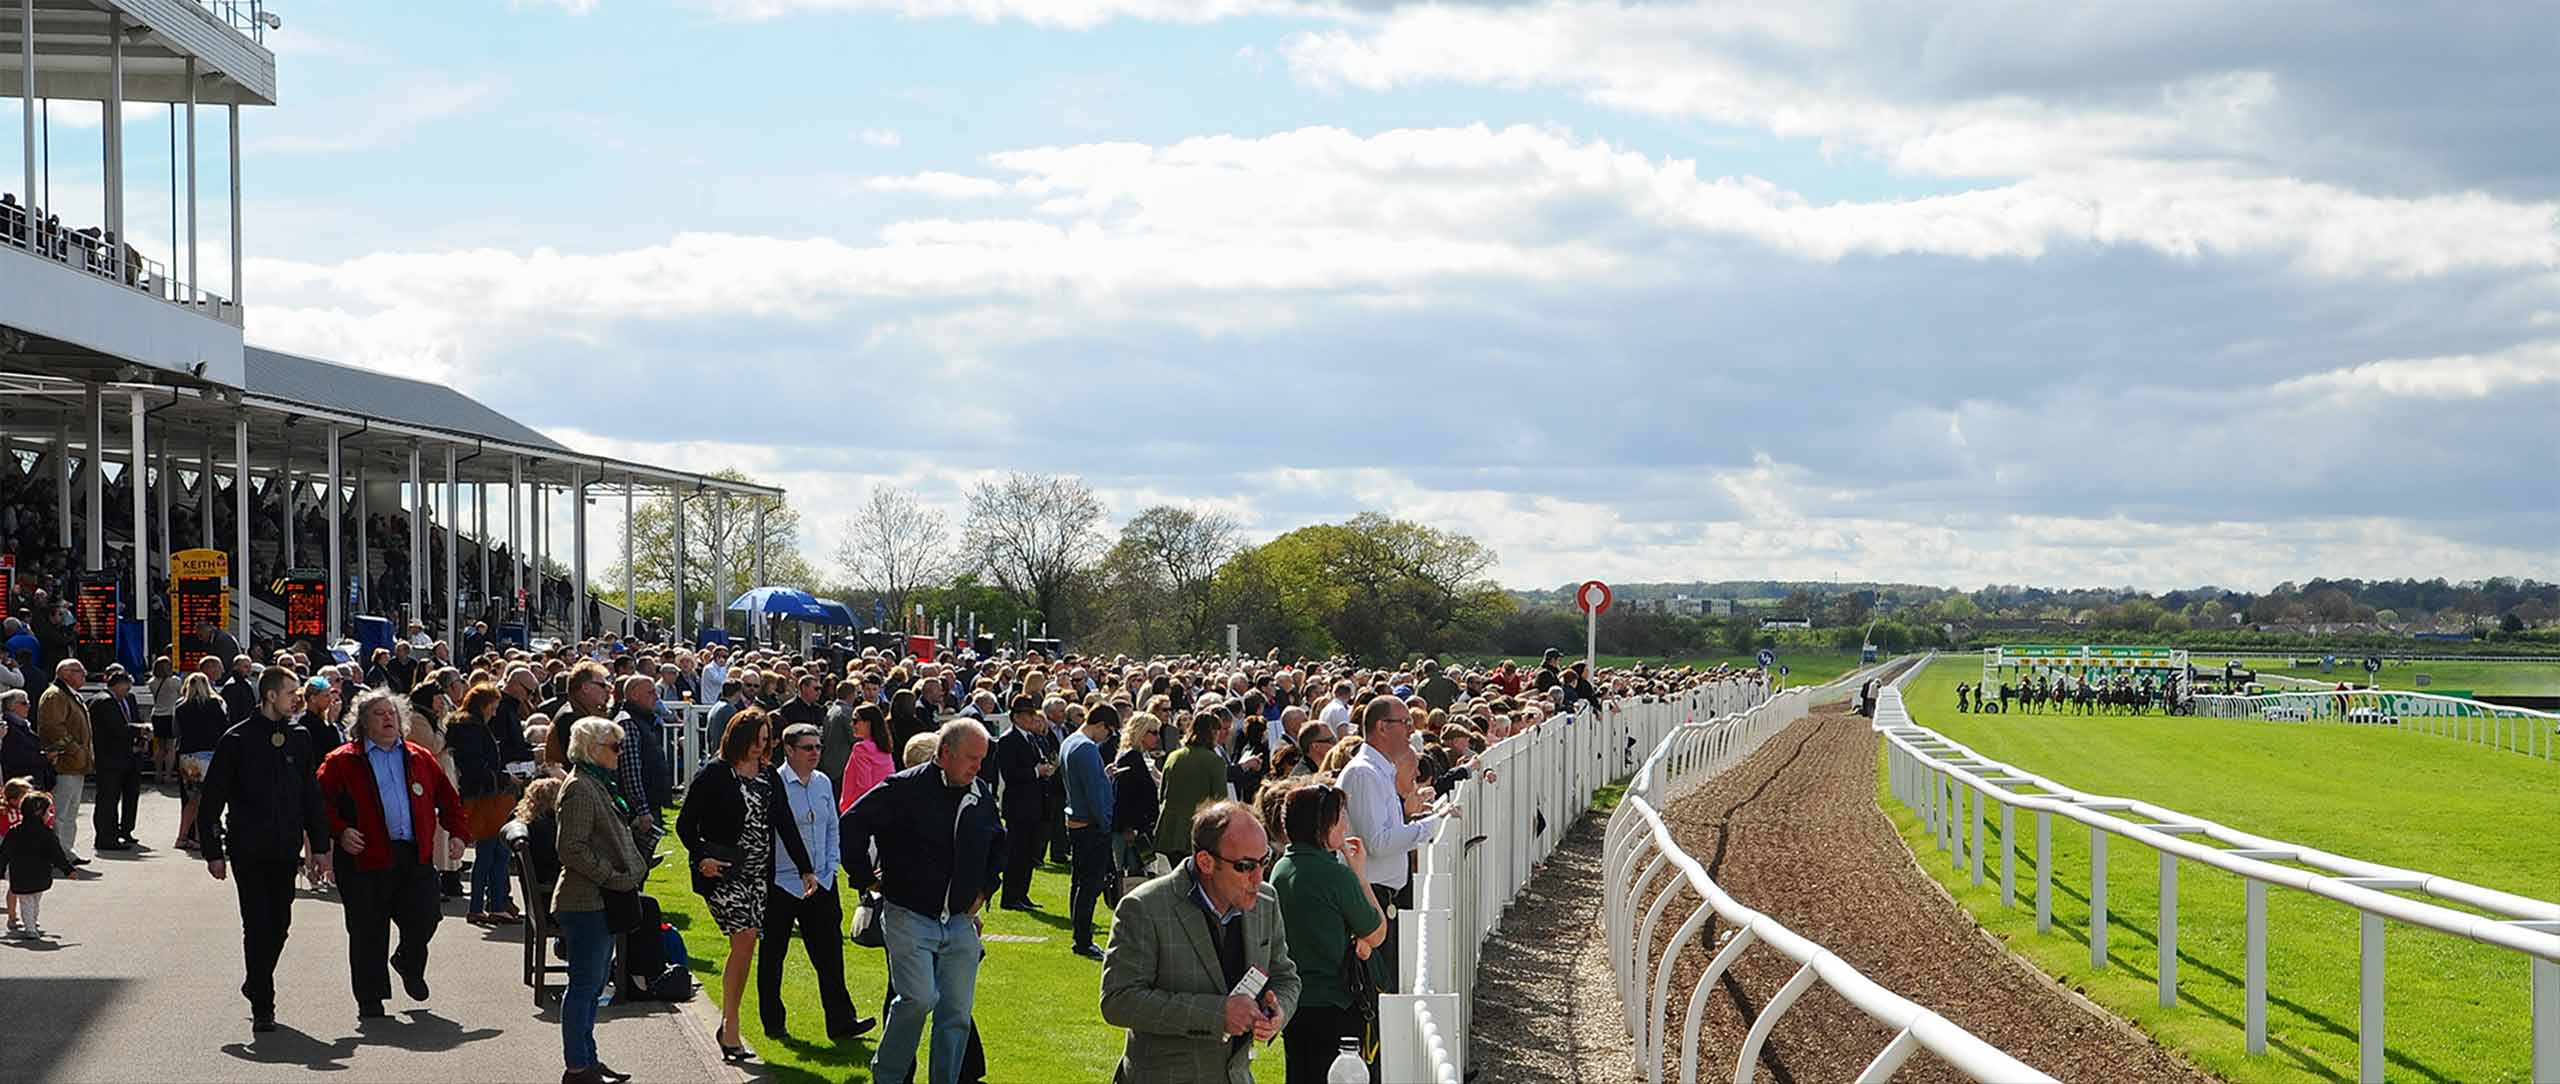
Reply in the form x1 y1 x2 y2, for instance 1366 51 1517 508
761 722 874 1040
1060 703 1119 960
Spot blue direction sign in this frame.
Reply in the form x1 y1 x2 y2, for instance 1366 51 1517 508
1756 648 1776 669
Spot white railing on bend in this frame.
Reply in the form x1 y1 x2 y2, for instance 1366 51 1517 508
1600 659 2054 1084
2192 687 2558 761
1878 675 2560 1084
1378 675 1776 1084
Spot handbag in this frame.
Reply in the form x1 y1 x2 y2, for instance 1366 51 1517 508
464 793 517 842
849 891 886 949
602 887 645 935
694 841 746 877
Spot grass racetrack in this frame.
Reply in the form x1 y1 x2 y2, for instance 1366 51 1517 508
2229 656 2560 697
1882 657 2560 1084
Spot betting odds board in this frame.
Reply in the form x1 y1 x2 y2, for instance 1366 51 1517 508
277 569 328 643
170 548 231 671
74 576 119 672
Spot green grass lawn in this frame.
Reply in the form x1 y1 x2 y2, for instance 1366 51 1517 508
2224 656 2560 697
648 839 1293 1083
1883 657 2560 1084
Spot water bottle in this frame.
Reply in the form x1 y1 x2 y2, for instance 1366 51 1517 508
1327 1039 1367 1083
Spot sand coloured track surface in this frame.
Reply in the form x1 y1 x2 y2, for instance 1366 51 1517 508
1471 699 2210 1084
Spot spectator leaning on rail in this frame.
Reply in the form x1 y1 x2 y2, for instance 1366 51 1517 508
1338 692 1456 994
840 718 1005 1084
1099 799 1302 1084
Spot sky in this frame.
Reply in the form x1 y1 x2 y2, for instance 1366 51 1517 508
19 0 2558 592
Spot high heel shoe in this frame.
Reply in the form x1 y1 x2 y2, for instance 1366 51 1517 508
719 1040 756 1064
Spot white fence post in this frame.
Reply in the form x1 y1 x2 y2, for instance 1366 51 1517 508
2091 826 2110 970
2159 851 2178 1007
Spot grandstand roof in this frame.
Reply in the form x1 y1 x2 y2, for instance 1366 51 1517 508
245 348 572 454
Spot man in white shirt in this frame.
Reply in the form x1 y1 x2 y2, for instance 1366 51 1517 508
762 723 875 1040
1316 680 1355 735
1337 693 1455 994
700 649 729 708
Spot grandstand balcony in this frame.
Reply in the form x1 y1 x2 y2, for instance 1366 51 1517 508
2 0 278 391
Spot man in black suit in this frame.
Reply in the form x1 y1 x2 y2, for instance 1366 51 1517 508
88 671 146 850
990 697 1054 911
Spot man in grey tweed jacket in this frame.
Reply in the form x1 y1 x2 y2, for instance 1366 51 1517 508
1100 800 1303 1084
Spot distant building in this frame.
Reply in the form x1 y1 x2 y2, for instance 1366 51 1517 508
1760 617 1812 630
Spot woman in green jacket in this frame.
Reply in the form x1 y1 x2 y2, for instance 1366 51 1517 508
1154 711 1229 866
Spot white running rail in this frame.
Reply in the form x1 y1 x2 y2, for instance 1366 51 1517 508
2192 687 2558 761
1878 663 2560 1084
1380 673 1776 1083
1599 659 2055 1084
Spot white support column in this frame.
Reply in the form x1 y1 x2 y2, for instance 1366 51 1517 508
232 414 247 649
671 491 686 645
226 103 240 305
199 430 213 549
622 476 634 637
19 0 32 217
126 390 145 623
711 492 727 638
475 477 487 618
185 58 196 302
444 444 459 645
407 443 422 631
154 431 169 586
353 455 368 618
570 465 587 643
54 418 70 550
754 500 768 590
325 425 341 639
278 443 293 571
86 384 103 571
531 480 545 626
507 455 522 607
105 18 122 280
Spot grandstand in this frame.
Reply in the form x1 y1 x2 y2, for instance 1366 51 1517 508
1 4 781 663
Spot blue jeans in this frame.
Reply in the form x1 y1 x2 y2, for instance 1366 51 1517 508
874 903 983 1084
471 837 514 913
560 908 612 1070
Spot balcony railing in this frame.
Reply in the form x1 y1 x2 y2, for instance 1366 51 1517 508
1 201 239 324
195 0 272 43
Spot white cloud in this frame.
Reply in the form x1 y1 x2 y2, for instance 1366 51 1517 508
2270 343 2560 401
695 0 1313 28
865 171 1007 198
855 127 904 147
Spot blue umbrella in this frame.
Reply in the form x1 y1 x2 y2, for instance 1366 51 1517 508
726 586 831 622
812 599 860 628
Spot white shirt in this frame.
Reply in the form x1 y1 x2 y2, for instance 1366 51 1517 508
772 762 839 898
701 662 728 696
1339 743 1438 892
1317 698 1352 734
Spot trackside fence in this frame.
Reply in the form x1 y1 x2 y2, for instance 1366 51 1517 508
1378 674 1775 1083
1879 661 2560 1084
2193 688 2559 761
1597 659 2054 1084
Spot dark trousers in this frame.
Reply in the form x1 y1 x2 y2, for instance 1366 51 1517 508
1368 884 1401 995
92 760 139 842
1001 808 1045 906
336 844 441 1003
1043 788 1070 864
1066 824 1111 950
1283 1002 1374 1084
232 858 299 1015
758 883 860 1034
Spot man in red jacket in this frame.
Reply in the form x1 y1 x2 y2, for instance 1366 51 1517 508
318 689 467 1019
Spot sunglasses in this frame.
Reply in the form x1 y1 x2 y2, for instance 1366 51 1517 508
1209 848 1278 875
790 742 820 753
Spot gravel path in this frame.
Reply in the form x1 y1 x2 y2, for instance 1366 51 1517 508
1467 814 1641 1083
1648 705 2213 1084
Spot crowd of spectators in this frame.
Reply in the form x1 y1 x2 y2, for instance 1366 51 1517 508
0 604 1768 1082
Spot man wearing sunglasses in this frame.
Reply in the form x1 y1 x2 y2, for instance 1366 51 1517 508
1100 800 1302 1083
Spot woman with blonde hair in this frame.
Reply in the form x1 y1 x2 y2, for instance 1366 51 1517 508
405 680 466 899
555 718 645 1084
172 671 227 850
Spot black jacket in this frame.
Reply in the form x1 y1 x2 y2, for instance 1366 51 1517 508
219 673 258 722
674 761 793 899
3 818 76 894
1110 745 1159 839
992 726 1050 821
175 699 229 756
197 711 329 864
0 714 50 790
446 716 505 800
840 762 1004 920
88 694 141 769
296 710 346 776
492 695 536 764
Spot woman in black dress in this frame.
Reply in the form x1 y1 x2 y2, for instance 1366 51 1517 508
676 707 775 1064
